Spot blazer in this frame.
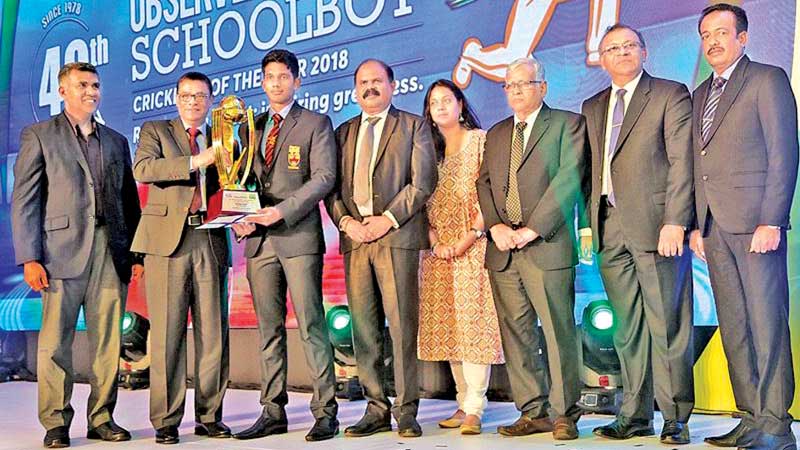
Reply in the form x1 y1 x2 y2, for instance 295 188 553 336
692 55 798 234
582 71 694 251
326 105 438 253
130 118 229 263
242 102 337 259
12 113 141 282
477 104 587 271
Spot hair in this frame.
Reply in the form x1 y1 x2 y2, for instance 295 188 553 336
57 62 97 85
422 79 481 163
261 49 300 78
601 23 647 49
698 3 748 34
507 57 546 81
175 71 212 95
353 59 395 83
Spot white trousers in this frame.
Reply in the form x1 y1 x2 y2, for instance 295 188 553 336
450 361 491 418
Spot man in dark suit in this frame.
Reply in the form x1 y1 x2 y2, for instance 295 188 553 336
12 62 142 448
131 72 231 445
476 57 585 441
230 49 339 442
581 24 695 445
326 59 437 438
689 4 798 450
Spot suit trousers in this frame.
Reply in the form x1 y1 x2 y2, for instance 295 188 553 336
145 226 229 428
488 250 581 420
246 238 337 421
38 226 126 430
598 205 694 422
344 242 420 420
705 215 794 435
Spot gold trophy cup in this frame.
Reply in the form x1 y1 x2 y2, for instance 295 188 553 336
203 95 261 226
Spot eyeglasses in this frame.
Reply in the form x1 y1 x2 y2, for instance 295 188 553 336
178 93 210 103
503 80 543 91
601 41 641 55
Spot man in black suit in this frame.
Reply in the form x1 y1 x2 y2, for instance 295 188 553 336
476 57 586 441
12 62 142 448
326 59 437 438
690 4 798 450
231 49 339 442
581 24 695 444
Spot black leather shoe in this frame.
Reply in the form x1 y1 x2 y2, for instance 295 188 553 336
155 426 179 445
593 417 655 440
344 414 392 437
233 416 288 440
43 426 70 449
497 415 554 436
660 420 690 445
397 415 422 438
195 421 231 438
705 421 758 447
740 429 797 450
87 421 131 442
305 417 339 441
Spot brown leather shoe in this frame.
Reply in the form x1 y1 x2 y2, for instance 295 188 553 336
497 415 553 436
552 416 579 440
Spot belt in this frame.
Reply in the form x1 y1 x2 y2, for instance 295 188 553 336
187 213 205 227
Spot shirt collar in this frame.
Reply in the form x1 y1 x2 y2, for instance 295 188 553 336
611 70 644 97
514 104 543 126
269 101 294 121
181 118 208 134
716 54 745 81
63 110 97 137
361 105 391 124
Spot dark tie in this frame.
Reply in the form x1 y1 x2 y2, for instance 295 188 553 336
353 116 381 208
702 77 727 143
188 127 203 213
263 113 283 167
606 88 626 206
506 121 527 224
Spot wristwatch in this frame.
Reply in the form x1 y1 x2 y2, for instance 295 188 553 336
471 228 485 239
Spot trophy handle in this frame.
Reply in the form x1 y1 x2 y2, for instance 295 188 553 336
211 108 231 187
240 108 256 185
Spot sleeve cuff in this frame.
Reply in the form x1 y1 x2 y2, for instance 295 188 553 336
383 211 400 229
338 215 353 232
578 227 592 237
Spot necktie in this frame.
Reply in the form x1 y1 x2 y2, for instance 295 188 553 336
702 77 727 143
506 121 527 224
263 113 283 167
188 127 203 213
606 88 626 206
353 116 381 208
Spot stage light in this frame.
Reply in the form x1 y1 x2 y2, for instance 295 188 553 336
119 312 150 390
578 299 622 415
325 305 363 400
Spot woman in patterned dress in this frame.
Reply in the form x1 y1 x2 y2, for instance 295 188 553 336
418 79 504 435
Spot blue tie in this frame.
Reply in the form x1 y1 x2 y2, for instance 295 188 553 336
606 88 626 206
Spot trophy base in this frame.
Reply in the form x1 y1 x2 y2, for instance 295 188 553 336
198 189 261 229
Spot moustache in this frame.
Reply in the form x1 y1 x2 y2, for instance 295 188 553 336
707 46 722 55
363 88 380 99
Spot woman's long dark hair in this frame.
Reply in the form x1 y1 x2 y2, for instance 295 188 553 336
422 79 481 163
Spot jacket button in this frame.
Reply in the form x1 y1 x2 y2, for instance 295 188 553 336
89 182 94 187
264 182 270 189
702 175 708 181
700 150 707 156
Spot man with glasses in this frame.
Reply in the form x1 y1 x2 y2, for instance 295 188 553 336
690 5 798 449
12 61 142 449
580 24 695 444
476 57 586 440
131 71 231 445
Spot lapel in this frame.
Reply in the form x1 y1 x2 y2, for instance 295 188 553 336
168 118 192 156
594 88 611 162
267 103 301 174
612 71 652 158
493 117 514 196
702 55 749 148
693 76 710 147
518 103 550 169
343 116 361 194
373 106 399 168
55 113 92 179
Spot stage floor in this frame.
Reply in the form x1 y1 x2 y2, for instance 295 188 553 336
1 381 797 450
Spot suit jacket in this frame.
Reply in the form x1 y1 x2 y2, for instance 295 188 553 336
476 104 586 271
242 103 336 259
582 71 694 251
326 106 437 254
693 55 798 234
12 113 141 282
130 118 229 263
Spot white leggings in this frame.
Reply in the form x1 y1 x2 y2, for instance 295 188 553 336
450 361 492 418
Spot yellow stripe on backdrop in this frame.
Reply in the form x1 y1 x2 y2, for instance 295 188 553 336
789 0 800 419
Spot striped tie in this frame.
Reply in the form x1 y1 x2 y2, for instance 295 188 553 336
701 77 727 143
606 88 626 206
506 121 527 224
